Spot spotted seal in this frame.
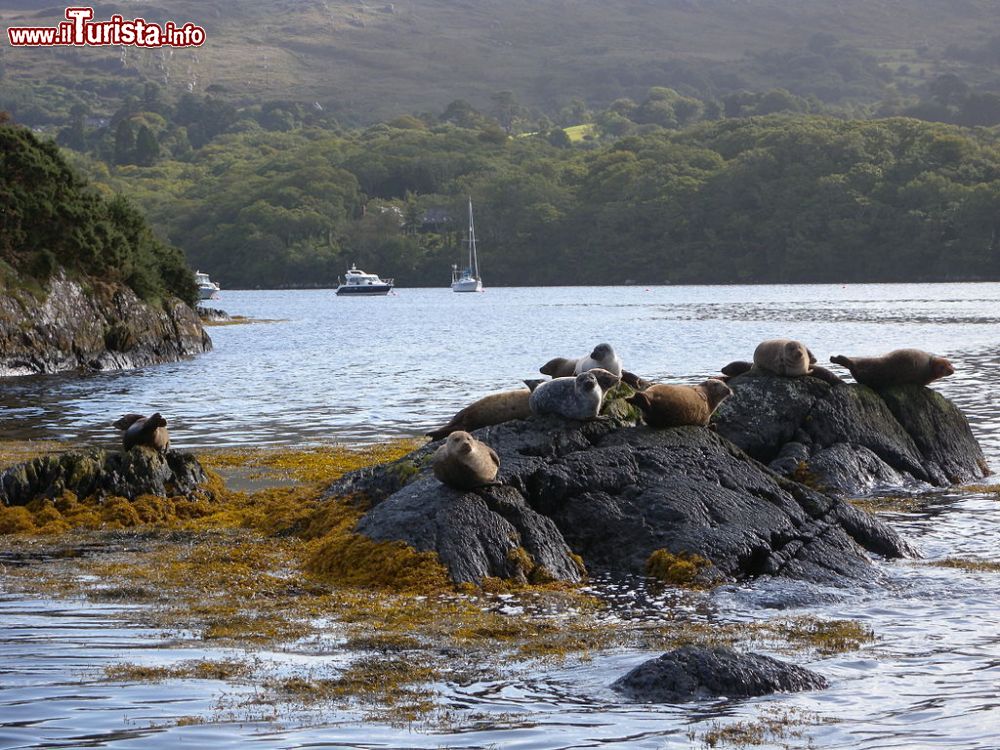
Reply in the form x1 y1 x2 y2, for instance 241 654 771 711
528 371 605 420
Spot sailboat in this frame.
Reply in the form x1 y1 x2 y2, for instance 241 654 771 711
451 198 484 293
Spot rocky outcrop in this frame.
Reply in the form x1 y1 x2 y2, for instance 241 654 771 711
324 410 914 587
611 646 828 702
714 373 989 496
0 448 209 505
0 273 211 376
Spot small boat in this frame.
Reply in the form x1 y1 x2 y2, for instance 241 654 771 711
195 270 220 300
451 198 484 293
336 264 394 296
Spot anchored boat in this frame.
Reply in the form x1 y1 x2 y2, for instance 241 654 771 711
451 198 484 293
335 265 394 296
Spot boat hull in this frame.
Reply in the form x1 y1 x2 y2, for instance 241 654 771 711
451 279 483 293
336 284 394 296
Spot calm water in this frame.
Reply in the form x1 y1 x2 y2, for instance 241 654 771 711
2 284 1000 749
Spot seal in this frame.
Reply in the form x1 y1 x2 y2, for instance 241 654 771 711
426 389 531 440
829 349 954 389
627 379 733 428
721 340 842 385
574 343 623 377
529 371 604 420
540 343 624 378
113 412 169 451
432 430 500 490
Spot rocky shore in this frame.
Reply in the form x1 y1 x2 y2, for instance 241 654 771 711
0 272 211 376
324 376 988 588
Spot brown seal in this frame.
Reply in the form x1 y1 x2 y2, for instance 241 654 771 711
626 379 733 428
432 431 500 490
721 340 841 385
113 412 169 451
426 389 531 440
540 343 623 378
830 349 954 389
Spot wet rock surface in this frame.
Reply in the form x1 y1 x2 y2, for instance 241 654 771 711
714 374 989 496
0 448 209 505
610 645 828 702
0 273 211 376
325 405 916 586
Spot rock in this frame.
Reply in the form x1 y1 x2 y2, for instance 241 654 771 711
714 374 989 495
197 306 232 323
610 645 828 702
0 448 209 506
0 272 211 376
323 408 913 586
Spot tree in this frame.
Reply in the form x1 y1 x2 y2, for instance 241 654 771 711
113 120 135 165
134 124 160 166
490 91 524 134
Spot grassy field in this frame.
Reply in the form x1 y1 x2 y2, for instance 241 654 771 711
2 0 997 122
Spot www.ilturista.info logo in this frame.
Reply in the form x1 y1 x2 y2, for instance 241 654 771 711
7 7 206 48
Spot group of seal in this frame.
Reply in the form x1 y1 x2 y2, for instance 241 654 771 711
112 412 170 451
426 339 955 492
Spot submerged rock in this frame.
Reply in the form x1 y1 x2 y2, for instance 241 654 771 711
324 409 913 586
714 373 989 496
0 448 209 505
610 645 828 702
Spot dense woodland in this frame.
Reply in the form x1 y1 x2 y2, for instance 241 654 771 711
55 112 998 287
2 1 1000 287
0 121 197 304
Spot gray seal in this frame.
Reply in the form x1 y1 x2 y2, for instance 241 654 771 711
529 371 604 420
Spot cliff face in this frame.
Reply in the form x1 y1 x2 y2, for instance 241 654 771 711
0 272 211 376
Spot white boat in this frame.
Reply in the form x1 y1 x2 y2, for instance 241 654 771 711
195 270 220 300
451 198 484 293
336 264 394 296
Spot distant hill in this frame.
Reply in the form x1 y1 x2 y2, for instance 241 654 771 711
2 0 998 124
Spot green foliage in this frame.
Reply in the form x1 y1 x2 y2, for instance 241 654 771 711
76 114 1000 288
0 123 196 304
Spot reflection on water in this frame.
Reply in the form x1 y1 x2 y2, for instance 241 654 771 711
2 283 1000 450
2 284 1000 749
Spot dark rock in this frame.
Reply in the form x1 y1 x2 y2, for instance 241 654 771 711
324 407 914 586
0 448 209 506
0 272 211 376
714 374 988 494
197 306 231 323
610 645 828 702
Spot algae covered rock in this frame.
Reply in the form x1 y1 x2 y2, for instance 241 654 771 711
0 448 209 506
610 645 828 702
323 411 912 587
714 374 989 496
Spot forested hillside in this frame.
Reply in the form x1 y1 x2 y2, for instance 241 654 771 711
0 120 196 304
74 115 1000 287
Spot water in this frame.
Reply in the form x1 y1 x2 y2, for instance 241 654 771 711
2 284 999 452
2 284 1000 749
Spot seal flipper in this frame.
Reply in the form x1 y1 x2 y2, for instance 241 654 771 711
523 379 546 392
808 365 843 385
829 355 853 371
721 361 753 377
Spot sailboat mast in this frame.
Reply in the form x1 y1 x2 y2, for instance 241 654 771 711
468 197 479 279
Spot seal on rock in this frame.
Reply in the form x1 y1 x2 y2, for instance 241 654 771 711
627 379 733 428
529 371 605 420
426 389 532 440
113 412 169 451
830 349 954 389
432 430 500 490
722 340 841 385
540 343 623 378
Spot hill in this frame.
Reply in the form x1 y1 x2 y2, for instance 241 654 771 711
2 0 998 125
